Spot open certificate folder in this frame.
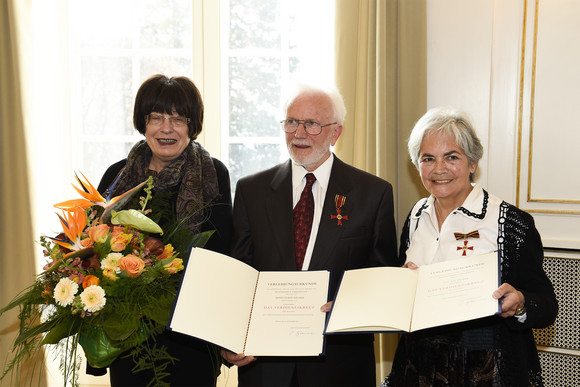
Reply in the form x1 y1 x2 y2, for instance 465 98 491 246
325 252 500 333
168 248 330 356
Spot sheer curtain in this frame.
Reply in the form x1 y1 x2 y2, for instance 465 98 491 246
333 0 427 382
0 0 46 385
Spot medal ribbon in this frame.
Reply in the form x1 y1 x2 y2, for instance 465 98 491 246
454 230 480 240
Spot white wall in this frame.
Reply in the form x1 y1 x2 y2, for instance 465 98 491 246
426 0 580 249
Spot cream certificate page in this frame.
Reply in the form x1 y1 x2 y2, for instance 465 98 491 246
169 247 258 354
244 271 330 356
324 267 419 333
325 252 499 333
169 247 330 356
410 252 500 331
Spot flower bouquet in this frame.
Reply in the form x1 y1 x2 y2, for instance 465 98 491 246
0 173 213 386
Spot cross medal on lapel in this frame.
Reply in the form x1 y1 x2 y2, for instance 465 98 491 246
330 194 349 225
454 230 480 256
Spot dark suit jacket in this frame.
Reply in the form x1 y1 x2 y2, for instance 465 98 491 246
231 156 398 387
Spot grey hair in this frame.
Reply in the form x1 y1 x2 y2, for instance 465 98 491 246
408 107 483 182
282 81 346 124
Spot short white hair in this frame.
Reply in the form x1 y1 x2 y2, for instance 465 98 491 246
281 81 346 124
408 107 483 182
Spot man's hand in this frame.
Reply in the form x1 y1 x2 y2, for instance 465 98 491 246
220 348 257 367
320 301 333 313
403 261 419 270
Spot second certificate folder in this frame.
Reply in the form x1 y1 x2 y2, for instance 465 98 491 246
325 252 501 334
168 247 330 356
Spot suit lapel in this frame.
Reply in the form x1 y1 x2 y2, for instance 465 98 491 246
265 161 296 269
310 157 353 269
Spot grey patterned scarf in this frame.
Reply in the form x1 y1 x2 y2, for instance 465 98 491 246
108 140 219 234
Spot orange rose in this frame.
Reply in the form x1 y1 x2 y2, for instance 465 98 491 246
89 224 110 244
119 254 145 278
110 228 132 252
82 274 100 289
80 237 94 248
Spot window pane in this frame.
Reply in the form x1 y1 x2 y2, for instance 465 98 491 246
140 56 192 79
71 0 192 50
71 0 135 49
83 142 135 187
81 57 133 136
223 0 334 195
229 0 281 49
71 0 193 182
286 0 335 51
139 0 193 49
229 143 283 188
229 57 281 137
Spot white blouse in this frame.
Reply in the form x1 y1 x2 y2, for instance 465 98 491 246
405 184 502 266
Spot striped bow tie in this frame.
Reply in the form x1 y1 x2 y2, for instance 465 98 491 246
454 230 480 240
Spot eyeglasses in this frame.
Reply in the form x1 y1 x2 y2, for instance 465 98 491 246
146 113 191 128
280 119 337 135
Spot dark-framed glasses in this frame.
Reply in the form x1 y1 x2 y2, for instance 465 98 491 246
280 119 337 135
146 113 191 128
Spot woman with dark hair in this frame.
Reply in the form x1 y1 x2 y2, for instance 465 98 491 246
88 74 233 386
382 107 557 386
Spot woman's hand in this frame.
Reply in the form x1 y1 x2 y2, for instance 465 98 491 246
492 283 525 318
403 261 419 270
220 348 257 367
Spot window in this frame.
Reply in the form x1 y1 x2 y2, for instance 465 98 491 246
27 0 334 244
66 0 334 190
68 0 195 183
24 1 334 384
29 0 334 188
222 0 335 189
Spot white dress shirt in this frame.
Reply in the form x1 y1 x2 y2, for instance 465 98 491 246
291 154 334 270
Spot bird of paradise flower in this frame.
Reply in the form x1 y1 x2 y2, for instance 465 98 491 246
48 172 149 259
53 171 147 223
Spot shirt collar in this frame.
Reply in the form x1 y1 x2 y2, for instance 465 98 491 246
413 184 487 221
291 153 334 191
456 184 488 220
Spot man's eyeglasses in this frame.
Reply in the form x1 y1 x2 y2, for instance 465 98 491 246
146 113 191 128
280 119 337 136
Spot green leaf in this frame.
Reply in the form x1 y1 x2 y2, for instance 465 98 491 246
188 230 214 248
100 179 149 223
40 315 80 345
102 312 139 341
79 325 123 368
170 230 214 258
0 286 39 316
111 209 163 234
141 293 175 326
63 247 95 260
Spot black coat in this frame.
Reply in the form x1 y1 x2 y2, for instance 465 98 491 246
387 200 558 386
88 157 233 387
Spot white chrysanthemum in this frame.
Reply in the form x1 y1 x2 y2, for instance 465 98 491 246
101 252 123 271
80 285 106 313
53 278 79 307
